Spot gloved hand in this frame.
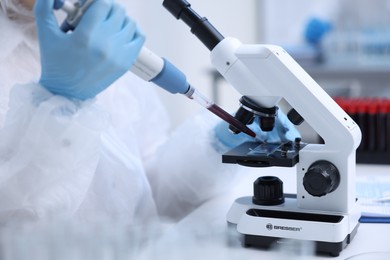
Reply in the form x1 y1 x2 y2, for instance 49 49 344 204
214 111 301 153
34 0 145 100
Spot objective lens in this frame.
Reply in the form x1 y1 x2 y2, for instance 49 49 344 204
231 96 278 133
259 116 275 132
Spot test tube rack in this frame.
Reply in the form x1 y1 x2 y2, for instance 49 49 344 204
335 97 390 165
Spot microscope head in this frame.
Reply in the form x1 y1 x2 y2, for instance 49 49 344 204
229 96 278 133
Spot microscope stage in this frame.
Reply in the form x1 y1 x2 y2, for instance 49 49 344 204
223 141 306 167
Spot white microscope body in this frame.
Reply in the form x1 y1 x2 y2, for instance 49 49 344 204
212 37 362 257
161 0 361 255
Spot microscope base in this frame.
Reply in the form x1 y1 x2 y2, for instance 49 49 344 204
241 224 359 257
227 196 360 257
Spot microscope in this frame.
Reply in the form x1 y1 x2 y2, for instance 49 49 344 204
163 0 362 257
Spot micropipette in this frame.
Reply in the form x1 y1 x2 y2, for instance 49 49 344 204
53 0 256 138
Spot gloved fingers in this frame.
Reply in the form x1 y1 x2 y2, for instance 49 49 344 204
115 17 138 44
280 118 301 142
213 119 259 153
106 19 144 69
76 0 114 34
123 30 145 64
34 0 61 38
275 113 301 142
281 128 300 142
103 3 127 33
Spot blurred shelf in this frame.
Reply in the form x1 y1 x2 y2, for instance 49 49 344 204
302 63 390 87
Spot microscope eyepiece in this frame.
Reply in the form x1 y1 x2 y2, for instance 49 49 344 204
162 0 190 19
163 0 224 51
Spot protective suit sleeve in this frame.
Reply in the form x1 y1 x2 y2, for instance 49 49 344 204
145 110 243 221
0 82 109 222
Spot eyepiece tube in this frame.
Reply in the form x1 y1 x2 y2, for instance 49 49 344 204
162 0 190 19
162 0 224 51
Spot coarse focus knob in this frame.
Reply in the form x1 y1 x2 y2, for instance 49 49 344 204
303 160 340 197
252 176 284 206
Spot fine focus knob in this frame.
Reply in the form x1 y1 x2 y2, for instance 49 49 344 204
252 176 284 206
303 160 340 197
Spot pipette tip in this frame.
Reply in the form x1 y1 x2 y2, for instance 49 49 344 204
241 125 256 138
208 104 256 138
184 86 256 138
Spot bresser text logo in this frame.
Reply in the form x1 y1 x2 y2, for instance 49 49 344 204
266 223 302 232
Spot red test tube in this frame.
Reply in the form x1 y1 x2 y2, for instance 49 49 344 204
367 98 378 152
377 99 387 152
386 99 390 152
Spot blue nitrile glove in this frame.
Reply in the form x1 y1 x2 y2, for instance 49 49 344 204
214 111 301 153
34 0 145 100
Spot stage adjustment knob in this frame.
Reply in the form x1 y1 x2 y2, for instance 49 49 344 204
303 160 340 197
252 176 284 206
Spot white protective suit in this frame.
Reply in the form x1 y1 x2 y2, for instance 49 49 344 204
0 3 242 225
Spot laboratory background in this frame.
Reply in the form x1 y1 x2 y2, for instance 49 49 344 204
130 0 390 156
2 0 390 259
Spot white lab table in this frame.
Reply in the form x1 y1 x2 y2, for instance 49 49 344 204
174 164 390 259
